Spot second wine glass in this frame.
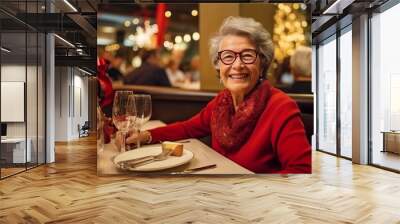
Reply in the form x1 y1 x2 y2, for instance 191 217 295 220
134 94 152 149
112 90 136 153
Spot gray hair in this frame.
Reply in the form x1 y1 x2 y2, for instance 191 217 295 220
209 16 274 78
290 46 312 77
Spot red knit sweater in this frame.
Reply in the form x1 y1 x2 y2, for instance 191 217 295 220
150 87 311 174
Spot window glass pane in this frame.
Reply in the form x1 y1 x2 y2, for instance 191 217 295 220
371 3 400 171
317 36 337 154
0 0 46 179
1 22 27 178
27 31 38 169
340 28 352 158
38 32 45 165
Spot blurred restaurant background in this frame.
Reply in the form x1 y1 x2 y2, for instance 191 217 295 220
97 3 311 92
1 1 400 222
96 3 314 152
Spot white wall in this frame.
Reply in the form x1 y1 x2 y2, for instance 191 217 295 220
1 64 45 163
45 5 56 164
54 66 69 141
1 65 28 138
54 67 89 141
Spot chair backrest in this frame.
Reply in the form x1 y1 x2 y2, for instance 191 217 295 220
82 121 90 129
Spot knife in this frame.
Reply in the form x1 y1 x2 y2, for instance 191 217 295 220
171 164 217 174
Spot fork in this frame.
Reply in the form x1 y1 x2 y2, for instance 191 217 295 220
118 144 172 168
116 141 167 165
127 150 173 168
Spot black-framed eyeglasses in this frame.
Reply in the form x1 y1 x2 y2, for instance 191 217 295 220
217 49 258 65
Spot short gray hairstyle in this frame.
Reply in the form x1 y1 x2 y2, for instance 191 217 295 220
209 16 274 78
290 46 312 77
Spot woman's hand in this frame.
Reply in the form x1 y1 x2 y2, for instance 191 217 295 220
115 129 152 149
126 130 151 145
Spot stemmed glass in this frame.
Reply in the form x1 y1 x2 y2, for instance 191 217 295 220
97 104 104 151
134 94 152 149
112 91 136 153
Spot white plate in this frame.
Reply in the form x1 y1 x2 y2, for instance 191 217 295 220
113 145 193 172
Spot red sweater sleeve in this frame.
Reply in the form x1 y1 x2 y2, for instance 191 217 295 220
268 95 311 174
149 98 216 143
276 114 312 174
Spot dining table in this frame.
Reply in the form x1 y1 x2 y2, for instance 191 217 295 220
97 120 254 175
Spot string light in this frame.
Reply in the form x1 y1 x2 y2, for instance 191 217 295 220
105 43 120 52
175 35 183 44
192 32 200 41
191 9 198 16
132 56 142 68
102 26 115 33
165 11 172 18
183 34 191 42
132 18 140 25
163 41 174 50
272 3 309 63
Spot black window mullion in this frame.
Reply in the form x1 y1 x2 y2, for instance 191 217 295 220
36 0 39 168
315 44 319 151
367 11 373 165
0 23 2 180
25 0 28 171
44 0 48 164
336 26 341 157
73 68 75 118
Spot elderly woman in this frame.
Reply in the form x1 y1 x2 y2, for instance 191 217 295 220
125 16 311 173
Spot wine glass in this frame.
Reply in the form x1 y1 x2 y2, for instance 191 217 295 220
112 91 136 153
96 104 104 151
134 94 152 149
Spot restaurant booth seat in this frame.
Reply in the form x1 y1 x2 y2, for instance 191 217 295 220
114 84 314 145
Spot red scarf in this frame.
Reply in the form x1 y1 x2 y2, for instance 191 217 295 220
211 81 271 152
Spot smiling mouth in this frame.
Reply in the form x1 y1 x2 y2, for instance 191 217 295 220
228 73 249 80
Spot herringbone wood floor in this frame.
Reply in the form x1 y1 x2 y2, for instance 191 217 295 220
1 136 400 224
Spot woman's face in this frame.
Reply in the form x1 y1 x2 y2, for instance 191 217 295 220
218 35 262 96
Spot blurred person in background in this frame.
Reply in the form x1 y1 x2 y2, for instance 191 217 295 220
165 53 186 87
107 49 126 82
119 16 311 174
186 55 201 83
124 49 171 87
287 46 312 94
274 56 294 88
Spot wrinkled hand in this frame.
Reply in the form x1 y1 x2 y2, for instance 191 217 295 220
114 130 151 149
126 130 151 145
